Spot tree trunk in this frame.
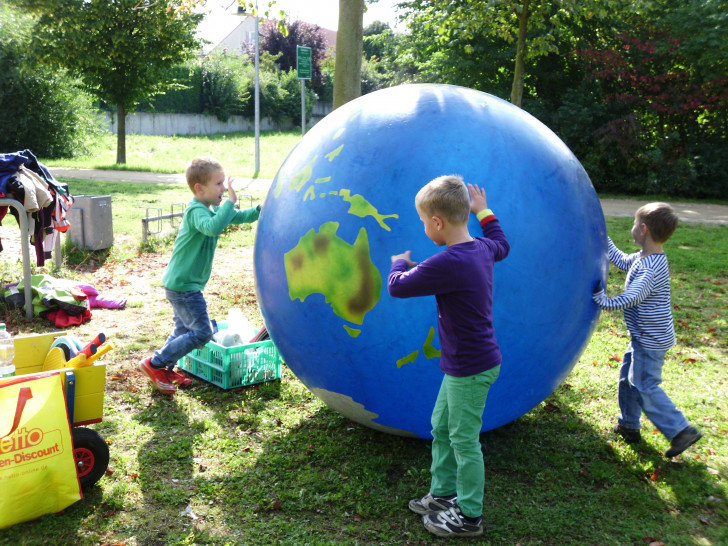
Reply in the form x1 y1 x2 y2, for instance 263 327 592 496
510 0 530 107
116 102 126 164
333 0 364 110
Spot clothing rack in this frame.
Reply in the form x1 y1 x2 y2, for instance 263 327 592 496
1 197 62 320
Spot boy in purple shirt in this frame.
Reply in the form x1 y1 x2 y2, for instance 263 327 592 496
388 175 509 537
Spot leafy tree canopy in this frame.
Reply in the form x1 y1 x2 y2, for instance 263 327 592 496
13 0 202 109
10 0 202 162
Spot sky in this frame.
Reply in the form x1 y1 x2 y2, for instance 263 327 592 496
202 0 404 31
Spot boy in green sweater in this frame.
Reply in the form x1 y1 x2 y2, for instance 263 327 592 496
139 157 261 394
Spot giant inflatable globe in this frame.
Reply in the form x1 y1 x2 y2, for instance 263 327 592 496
254 84 608 438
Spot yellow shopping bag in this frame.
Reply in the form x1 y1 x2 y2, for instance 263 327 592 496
0 372 82 529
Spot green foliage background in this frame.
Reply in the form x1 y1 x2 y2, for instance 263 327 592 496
0 5 103 157
3 1 726 197
140 53 315 123
393 0 728 199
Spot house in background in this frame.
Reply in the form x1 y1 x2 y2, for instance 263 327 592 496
196 9 337 57
197 11 257 56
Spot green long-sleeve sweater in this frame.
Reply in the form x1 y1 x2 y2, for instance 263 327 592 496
162 198 260 291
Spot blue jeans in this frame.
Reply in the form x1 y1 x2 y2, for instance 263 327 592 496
152 289 213 369
617 340 688 440
430 365 500 519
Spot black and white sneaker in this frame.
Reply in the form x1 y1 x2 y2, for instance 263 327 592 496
422 506 483 537
408 492 457 515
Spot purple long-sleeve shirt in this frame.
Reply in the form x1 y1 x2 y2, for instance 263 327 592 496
388 216 510 377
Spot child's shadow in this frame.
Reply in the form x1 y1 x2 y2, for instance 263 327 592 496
135 394 197 507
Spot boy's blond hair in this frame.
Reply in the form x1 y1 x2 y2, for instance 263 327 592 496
636 202 679 243
185 157 224 192
415 175 470 224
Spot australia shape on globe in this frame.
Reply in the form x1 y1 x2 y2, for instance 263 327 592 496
284 221 381 338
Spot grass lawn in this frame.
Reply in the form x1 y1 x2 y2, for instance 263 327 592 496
0 177 725 544
39 131 303 180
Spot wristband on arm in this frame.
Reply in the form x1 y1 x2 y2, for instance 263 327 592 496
476 208 495 226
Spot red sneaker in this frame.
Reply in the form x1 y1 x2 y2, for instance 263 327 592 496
138 357 177 394
167 368 193 387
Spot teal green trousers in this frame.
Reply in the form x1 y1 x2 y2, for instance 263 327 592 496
429 365 500 518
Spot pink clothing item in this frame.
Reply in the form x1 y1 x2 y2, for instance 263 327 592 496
74 283 127 309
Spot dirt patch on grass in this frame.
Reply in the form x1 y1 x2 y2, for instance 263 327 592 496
4 240 258 395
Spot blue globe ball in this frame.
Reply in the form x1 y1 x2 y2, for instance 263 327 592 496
254 84 607 438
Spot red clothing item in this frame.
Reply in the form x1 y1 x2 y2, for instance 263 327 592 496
45 308 92 327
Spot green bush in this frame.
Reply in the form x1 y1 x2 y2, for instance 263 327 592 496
141 62 203 114
201 56 243 122
141 56 253 121
0 6 102 158
239 65 314 122
279 69 316 120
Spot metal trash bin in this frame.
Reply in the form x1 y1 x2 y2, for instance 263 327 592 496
67 195 114 250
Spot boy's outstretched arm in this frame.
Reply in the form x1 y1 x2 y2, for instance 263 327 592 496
592 265 657 310
226 176 238 205
469 183 509 261
391 250 417 268
227 176 263 225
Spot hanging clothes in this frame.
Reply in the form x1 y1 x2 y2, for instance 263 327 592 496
0 149 75 266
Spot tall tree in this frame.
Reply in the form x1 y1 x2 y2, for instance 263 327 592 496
11 0 201 164
398 0 630 107
334 0 365 109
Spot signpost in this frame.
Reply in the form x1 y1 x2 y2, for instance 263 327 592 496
297 46 312 135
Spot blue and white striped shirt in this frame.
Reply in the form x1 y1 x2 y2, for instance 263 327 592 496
593 237 676 350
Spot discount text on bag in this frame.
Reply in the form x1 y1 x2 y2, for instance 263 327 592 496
0 372 82 529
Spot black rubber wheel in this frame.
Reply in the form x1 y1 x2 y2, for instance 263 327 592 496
72 427 110 489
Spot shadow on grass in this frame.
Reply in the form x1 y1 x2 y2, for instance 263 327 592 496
161 376 725 543
481 386 727 543
8 371 724 544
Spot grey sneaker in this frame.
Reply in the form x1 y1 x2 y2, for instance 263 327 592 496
665 426 702 458
422 506 483 537
408 492 457 515
613 424 641 444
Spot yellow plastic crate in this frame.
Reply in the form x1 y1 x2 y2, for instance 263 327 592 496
0 332 105 425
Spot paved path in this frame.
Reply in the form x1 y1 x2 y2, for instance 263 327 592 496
51 167 272 193
52 168 728 225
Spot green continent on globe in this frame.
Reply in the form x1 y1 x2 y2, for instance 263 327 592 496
285 222 381 326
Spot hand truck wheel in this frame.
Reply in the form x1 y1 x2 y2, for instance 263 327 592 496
72 426 110 489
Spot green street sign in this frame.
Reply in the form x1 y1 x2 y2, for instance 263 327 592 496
297 46 312 80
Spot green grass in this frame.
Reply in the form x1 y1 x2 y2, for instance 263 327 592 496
0 208 726 543
40 131 303 179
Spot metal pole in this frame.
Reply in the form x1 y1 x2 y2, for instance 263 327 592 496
254 1 260 174
301 79 306 135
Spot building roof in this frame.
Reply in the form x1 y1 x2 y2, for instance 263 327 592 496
197 13 337 56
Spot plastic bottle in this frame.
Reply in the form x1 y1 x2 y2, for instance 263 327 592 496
0 323 15 378
227 308 255 342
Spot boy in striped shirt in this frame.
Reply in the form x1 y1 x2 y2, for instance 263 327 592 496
593 202 701 458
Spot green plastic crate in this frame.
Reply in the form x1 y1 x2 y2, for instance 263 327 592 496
178 327 281 390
